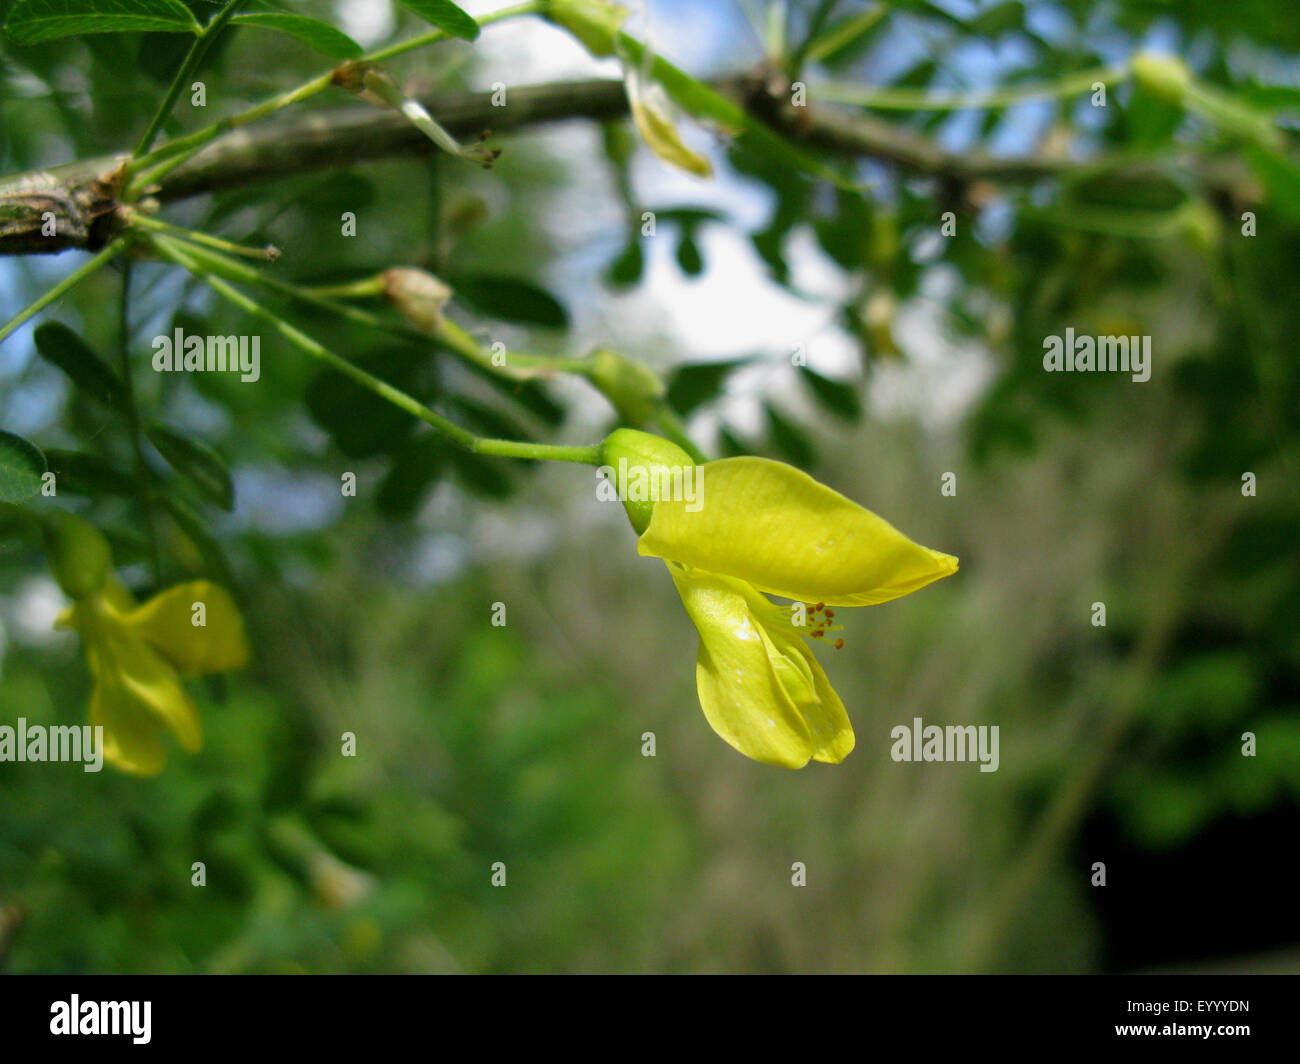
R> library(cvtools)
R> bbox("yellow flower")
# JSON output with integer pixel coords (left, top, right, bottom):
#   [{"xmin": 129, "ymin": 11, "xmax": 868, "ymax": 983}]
[
  {"xmin": 43, "ymin": 515, "xmax": 250, "ymax": 775},
  {"xmin": 55, "ymin": 577, "xmax": 249, "ymax": 775},
  {"xmin": 602, "ymin": 430, "xmax": 957, "ymax": 769}
]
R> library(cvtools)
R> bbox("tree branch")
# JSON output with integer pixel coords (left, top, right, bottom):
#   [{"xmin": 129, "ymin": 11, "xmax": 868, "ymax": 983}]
[
  {"xmin": 0, "ymin": 76, "xmax": 1254, "ymax": 257},
  {"xmin": 156, "ymin": 77, "xmax": 632, "ymax": 202}
]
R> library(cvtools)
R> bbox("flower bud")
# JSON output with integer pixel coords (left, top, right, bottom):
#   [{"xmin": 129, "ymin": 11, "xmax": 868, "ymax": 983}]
[
  {"xmin": 584, "ymin": 349, "xmax": 665, "ymax": 426},
  {"xmin": 330, "ymin": 60, "xmax": 378, "ymax": 97},
  {"xmin": 1131, "ymin": 52, "xmax": 1191, "ymax": 107},
  {"xmin": 545, "ymin": 0, "xmax": 629, "ymax": 57},
  {"xmin": 383, "ymin": 268, "xmax": 453, "ymax": 333},
  {"xmin": 625, "ymin": 69, "xmax": 713, "ymax": 178},
  {"xmin": 42, "ymin": 512, "xmax": 112, "ymax": 599},
  {"xmin": 598, "ymin": 428, "xmax": 695, "ymax": 534}
]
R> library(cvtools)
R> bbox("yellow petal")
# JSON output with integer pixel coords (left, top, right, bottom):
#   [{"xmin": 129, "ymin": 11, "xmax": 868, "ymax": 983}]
[
  {"xmin": 123, "ymin": 581, "xmax": 250, "ymax": 677},
  {"xmin": 78, "ymin": 610, "xmax": 202, "ymax": 775},
  {"xmin": 87, "ymin": 678, "xmax": 171, "ymax": 776},
  {"xmin": 668, "ymin": 562, "xmax": 828, "ymax": 768},
  {"xmin": 766, "ymin": 626, "xmax": 855, "ymax": 764},
  {"xmin": 627, "ymin": 73, "xmax": 713, "ymax": 178},
  {"xmin": 640, "ymin": 456, "xmax": 957, "ymax": 607},
  {"xmin": 720, "ymin": 575, "xmax": 855, "ymax": 763}
]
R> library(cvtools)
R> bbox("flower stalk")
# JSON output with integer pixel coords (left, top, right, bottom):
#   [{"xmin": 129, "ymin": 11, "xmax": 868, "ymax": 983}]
[{"xmin": 149, "ymin": 233, "xmax": 601, "ymax": 466}]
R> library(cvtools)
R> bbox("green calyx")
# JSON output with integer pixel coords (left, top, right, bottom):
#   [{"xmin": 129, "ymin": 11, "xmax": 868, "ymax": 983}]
[
  {"xmin": 598, "ymin": 428, "xmax": 695, "ymax": 534},
  {"xmin": 1131, "ymin": 52, "xmax": 1191, "ymax": 106},
  {"xmin": 43, "ymin": 512, "xmax": 112, "ymax": 599}
]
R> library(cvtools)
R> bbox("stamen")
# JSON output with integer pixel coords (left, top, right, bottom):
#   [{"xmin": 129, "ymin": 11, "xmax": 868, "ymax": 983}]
[{"xmin": 834, "ymin": 639, "xmax": 844, "ymax": 650}]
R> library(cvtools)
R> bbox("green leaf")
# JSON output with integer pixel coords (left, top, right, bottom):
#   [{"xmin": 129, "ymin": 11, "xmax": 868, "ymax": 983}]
[
  {"xmin": 1245, "ymin": 145, "xmax": 1300, "ymax": 225},
  {"xmin": 136, "ymin": 25, "xmax": 198, "ymax": 82},
  {"xmin": 969, "ymin": 0, "xmax": 1024, "ymax": 36},
  {"xmin": 395, "ymin": 0, "xmax": 479, "ymax": 41},
  {"xmin": 605, "ymin": 240, "xmax": 644, "ymax": 288},
  {"xmin": 471, "ymin": 367, "xmax": 566, "ymax": 427},
  {"xmin": 448, "ymin": 396, "xmax": 535, "ymax": 449},
  {"xmin": 1239, "ymin": 82, "xmax": 1300, "ymax": 115},
  {"xmin": 717, "ymin": 425, "xmax": 750, "ymax": 457},
  {"xmin": 3, "ymin": 0, "xmax": 200, "ymax": 43},
  {"xmin": 230, "ymin": 13, "xmax": 362, "ymax": 59},
  {"xmin": 161, "ymin": 494, "xmax": 233, "ymax": 584},
  {"xmin": 0, "ymin": 503, "xmax": 31, "ymax": 541},
  {"xmin": 44, "ymin": 449, "xmax": 136, "ymax": 497},
  {"xmin": 146, "ymin": 423, "xmax": 235, "ymax": 511},
  {"xmin": 447, "ymin": 446, "xmax": 512, "ymax": 498},
  {"xmin": 812, "ymin": 189, "xmax": 873, "ymax": 269},
  {"xmin": 764, "ymin": 403, "xmax": 816, "ymax": 467},
  {"xmin": 447, "ymin": 274, "xmax": 569, "ymax": 329},
  {"xmin": 33, "ymin": 322, "xmax": 125, "ymax": 410},
  {"xmin": 799, "ymin": 366, "xmax": 862, "ymax": 421},
  {"xmin": 377, "ymin": 435, "xmax": 446, "ymax": 519},
  {"xmin": 805, "ymin": 8, "xmax": 887, "ymax": 67},
  {"xmin": 655, "ymin": 207, "xmax": 726, "ymax": 227},
  {"xmin": 675, "ymin": 233, "xmax": 704, "ymax": 276},
  {"xmin": 665, "ymin": 357, "xmax": 750, "ymax": 416},
  {"xmin": 305, "ymin": 349, "xmax": 434, "ymax": 459},
  {"xmin": 0, "ymin": 429, "xmax": 46, "ymax": 502}
]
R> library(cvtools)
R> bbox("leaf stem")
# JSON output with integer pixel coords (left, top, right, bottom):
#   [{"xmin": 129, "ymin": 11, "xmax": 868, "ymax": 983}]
[
  {"xmin": 803, "ymin": 6, "xmax": 885, "ymax": 66},
  {"xmin": 134, "ymin": 225, "xmax": 580, "ymax": 380},
  {"xmin": 366, "ymin": 0, "xmax": 544, "ymax": 63},
  {"xmin": 133, "ymin": 0, "xmax": 253, "ymax": 158},
  {"xmin": 149, "ymin": 234, "xmax": 601, "ymax": 465},
  {"xmin": 0, "ymin": 237, "xmax": 128, "ymax": 346},
  {"xmin": 117, "ymin": 261, "xmax": 163, "ymax": 582},
  {"xmin": 787, "ymin": 0, "xmax": 842, "ymax": 75},
  {"xmin": 126, "ymin": 73, "xmax": 336, "ymax": 195},
  {"xmin": 129, "ymin": 213, "xmax": 278, "ymax": 259},
  {"xmin": 138, "ymin": 224, "xmax": 706, "ymax": 458}
]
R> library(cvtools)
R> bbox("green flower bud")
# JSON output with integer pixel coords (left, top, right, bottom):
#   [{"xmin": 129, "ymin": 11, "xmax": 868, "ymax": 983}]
[
  {"xmin": 584, "ymin": 349, "xmax": 665, "ymax": 426},
  {"xmin": 42, "ymin": 513, "xmax": 112, "ymax": 599},
  {"xmin": 545, "ymin": 0, "xmax": 629, "ymax": 57},
  {"xmin": 1131, "ymin": 52, "xmax": 1191, "ymax": 107},
  {"xmin": 598, "ymin": 428, "xmax": 694, "ymax": 534}
]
